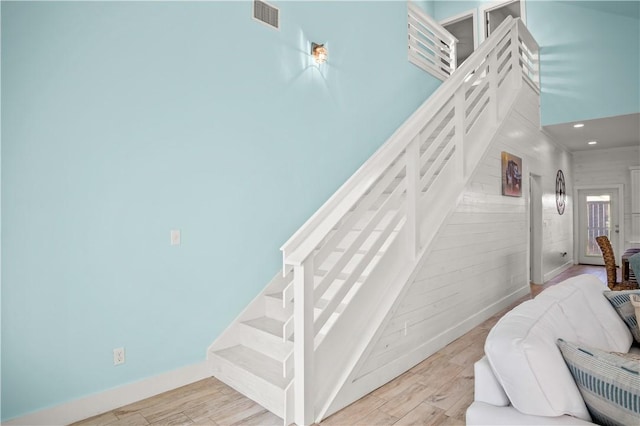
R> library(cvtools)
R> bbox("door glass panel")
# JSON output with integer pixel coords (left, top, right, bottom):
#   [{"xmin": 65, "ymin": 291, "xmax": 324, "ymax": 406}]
[{"xmin": 585, "ymin": 195, "xmax": 611, "ymax": 256}]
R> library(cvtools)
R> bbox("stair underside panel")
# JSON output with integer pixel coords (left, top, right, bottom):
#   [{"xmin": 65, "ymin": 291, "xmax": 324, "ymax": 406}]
[{"xmin": 319, "ymin": 80, "xmax": 534, "ymax": 421}]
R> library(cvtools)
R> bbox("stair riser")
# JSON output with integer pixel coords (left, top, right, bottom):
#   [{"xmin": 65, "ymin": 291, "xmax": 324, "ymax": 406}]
[
  {"xmin": 209, "ymin": 353, "xmax": 286, "ymax": 419},
  {"xmin": 237, "ymin": 322, "xmax": 293, "ymax": 362},
  {"xmin": 264, "ymin": 296, "xmax": 292, "ymax": 323}
]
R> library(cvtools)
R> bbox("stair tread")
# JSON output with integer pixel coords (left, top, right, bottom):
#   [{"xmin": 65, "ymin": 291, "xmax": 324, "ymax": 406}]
[
  {"xmin": 266, "ymin": 292, "xmax": 283, "ymax": 300},
  {"xmin": 266, "ymin": 292, "xmax": 343, "ymax": 313},
  {"xmin": 213, "ymin": 345, "xmax": 289, "ymax": 389},
  {"xmin": 242, "ymin": 317, "xmax": 284, "ymax": 338}
]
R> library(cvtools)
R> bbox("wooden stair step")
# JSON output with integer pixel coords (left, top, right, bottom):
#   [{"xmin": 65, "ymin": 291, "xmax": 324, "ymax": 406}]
[
  {"xmin": 242, "ymin": 316, "xmax": 284, "ymax": 339},
  {"xmin": 210, "ymin": 345, "xmax": 289, "ymax": 418},
  {"xmin": 264, "ymin": 293, "xmax": 292, "ymax": 323},
  {"xmin": 239, "ymin": 317, "xmax": 292, "ymax": 360},
  {"xmin": 214, "ymin": 345, "xmax": 288, "ymax": 389}
]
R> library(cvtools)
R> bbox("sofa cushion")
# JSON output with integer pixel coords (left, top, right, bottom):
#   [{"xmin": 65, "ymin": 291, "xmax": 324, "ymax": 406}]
[
  {"xmin": 632, "ymin": 294, "xmax": 640, "ymax": 338},
  {"xmin": 557, "ymin": 339, "xmax": 640, "ymax": 426},
  {"xmin": 485, "ymin": 274, "xmax": 632, "ymax": 420},
  {"xmin": 603, "ymin": 290, "xmax": 640, "ymax": 343}
]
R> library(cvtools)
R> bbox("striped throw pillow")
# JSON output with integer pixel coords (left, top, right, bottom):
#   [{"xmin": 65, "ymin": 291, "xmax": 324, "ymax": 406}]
[
  {"xmin": 631, "ymin": 295, "xmax": 640, "ymax": 338},
  {"xmin": 557, "ymin": 339, "xmax": 640, "ymax": 426},
  {"xmin": 603, "ymin": 290, "xmax": 640, "ymax": 343}
]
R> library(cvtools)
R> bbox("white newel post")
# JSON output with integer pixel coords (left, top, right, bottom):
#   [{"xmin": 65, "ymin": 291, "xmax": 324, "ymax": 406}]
[
  {"xmin": 449, "ymin": 40, "xmax": 457, "ymax": 75},
  {"xmin": 406, "ymin": 138, "xmax": 420, "ymax": 259},
  {"xmin": 533, "ymin": 46, "xmax": 541, "ymax": 89},
  {"xmin": 454, "ymin": 87, "xmax": 466, "ymax": 179},
  {"xmin": 294, "ymin": 258, "xmax": 315, "ymax": 426},
  {"xmin": 489, "ymin": 46, "xmax": 499, "ymax": 125},
  {"xmin": 511, "ymin": 26, "xmax": 522, "ymax": 90},
  {"xmin": 536, "ymin": 55, "xmax": 541, "ymax": 88}
]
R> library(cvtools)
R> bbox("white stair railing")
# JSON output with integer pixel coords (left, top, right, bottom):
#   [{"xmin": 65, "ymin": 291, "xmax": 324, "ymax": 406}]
[
  {"xmin": 407, "ymin": 2, "xmax": 458, "ymax": 80},
  {"xmin": 280, "ymin": 15, "xmax": 539, "ymax": 426}
]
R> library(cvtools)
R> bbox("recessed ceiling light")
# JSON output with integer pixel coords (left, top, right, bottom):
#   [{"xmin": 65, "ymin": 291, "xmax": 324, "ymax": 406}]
[
  {"xmin": 573, "ymin": 123, "xmax": 584, "ymax": 128},
  {"xmin": 588, "ymin": 141, "xmax": 597, "ymax": 145}
]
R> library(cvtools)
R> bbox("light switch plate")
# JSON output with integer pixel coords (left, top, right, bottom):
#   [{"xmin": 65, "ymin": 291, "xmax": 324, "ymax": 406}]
[{"xmin": 170, "ymin": 230, "xmax": 181, "ymax": 246}]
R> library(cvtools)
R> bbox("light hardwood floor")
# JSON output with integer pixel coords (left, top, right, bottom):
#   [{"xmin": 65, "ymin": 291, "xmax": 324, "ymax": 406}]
[{"xmin": 73, "ymin": 265, "xmax": 606, "ymax": 426}]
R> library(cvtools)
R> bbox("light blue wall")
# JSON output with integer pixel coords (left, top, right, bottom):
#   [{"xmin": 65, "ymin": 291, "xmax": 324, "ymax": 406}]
[
  {"xmin": 527, "ymin": 1, "xmax": 640, "ymax": 125},
  {"xmin": 0, "ymin": 1, "xmax": 440, "ymax": 420},
  {"xmin": 431, "ymin": 0, "xmax": 640, "ymax": 125},
  {"xmin": 432, "ymin": 0, "xmax": 482, "ymax": 20},
  {"xmin": 417, "ymin": 0, "xmax": 436, "ymax": 16}
]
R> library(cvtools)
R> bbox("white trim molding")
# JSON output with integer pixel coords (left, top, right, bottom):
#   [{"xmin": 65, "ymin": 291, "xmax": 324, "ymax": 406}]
[
  {"xmin": 439, "ymin": 7, "xmax": 479, "ymax": 50},
  {"xmin": 478, "ymin": 0, "xmax": 527, "ymax": 44},
  {"xmin": 543, "ymin": 260, "xmax": 574, "ymax": 282},
  {"xmin": 3, "ymin": 362, "xmax": 211, "ymax": 426}
]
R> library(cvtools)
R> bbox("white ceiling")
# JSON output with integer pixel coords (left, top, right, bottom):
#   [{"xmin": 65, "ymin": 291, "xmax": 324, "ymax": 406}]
[{"xmin": 542, "ymin": 113, "xmax": 640, "ymax": 152}]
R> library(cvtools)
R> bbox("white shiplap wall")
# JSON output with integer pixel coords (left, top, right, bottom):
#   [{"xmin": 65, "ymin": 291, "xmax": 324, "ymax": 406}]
[
  {"xmin": 572, "ymin": 146, "xmax": 640, "ymax": 250},
  {"xmin": 352, "ymin": 83, "xmax": 574, "ymax": 383}
]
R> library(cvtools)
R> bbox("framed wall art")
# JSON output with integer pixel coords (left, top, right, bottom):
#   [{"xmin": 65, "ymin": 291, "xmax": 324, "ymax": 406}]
[{"xmin": 501, "ymin": 151, "xmax": 522, "ymax": 197}]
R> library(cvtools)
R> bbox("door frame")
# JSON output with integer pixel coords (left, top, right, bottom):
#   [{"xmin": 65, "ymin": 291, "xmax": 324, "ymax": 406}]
[
  {"xmin": 573, "ymin": 184, "xmax": 625, "ymax": 265},
  {"xmin": 478, "ymin": 0, "xmax": 528, "ymax": 44},
  {"xmin": 440, "ymin": 8, "xmax": 479, "ymax": 52},
  {"xmin": 528, "ymin": 174, "xmax": 543, "ymax": 285}
]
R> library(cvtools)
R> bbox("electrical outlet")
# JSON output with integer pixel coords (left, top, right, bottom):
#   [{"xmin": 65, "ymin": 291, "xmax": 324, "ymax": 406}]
[{"xmin": 113, "ymin": 347, "xmax": 125, "ymax": 366}]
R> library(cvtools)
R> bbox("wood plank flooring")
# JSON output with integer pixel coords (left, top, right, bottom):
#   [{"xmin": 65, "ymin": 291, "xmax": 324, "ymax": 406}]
[{"xmin": 72, "ymin": 265, "xmax": 605, "ymax": 426}]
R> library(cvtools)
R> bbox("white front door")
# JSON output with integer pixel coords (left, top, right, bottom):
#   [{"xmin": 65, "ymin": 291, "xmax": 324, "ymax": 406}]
[{"xmin": 577, "ymin": 189, "xmax": 619, "ymax": 265}]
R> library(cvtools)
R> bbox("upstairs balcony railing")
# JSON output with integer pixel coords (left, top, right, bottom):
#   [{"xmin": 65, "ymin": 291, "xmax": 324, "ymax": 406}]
[{"xmin": 407, "ymin": 2, "xmax": 458, "ymax": 80}]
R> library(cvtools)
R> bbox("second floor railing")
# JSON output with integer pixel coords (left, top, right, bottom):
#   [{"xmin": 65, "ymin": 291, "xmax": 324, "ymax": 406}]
[{"xmin": 407, "ymin": 2, "xmax": 458, "ymax": 80}]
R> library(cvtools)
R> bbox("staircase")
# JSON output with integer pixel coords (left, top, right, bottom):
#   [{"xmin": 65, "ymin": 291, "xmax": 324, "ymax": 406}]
[{"xmin": 207, "ymin": 9, "xmax": 540, "ymax": 426}]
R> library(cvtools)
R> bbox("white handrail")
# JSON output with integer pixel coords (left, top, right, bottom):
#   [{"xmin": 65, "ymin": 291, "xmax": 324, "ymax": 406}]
[
  {"xmin": 516, "ymin": 19, "xmax": 540, "ymax": 88},
  {"xmin": 408, "ymin": 2, "xmax": 458, "ymax": 45},
  {"xmin": 517, "ymin": 19, "xmax": 539, "ymax": 54},
  {"xmin": 281, "ymin": 16, "xmax": 521, "ymax": 268}
]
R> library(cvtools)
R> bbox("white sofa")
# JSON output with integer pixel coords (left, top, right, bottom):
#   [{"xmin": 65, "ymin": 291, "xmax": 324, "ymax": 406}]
[{"xmin": 466, "ymin": 274, "xmax": 635, "ymax": 425}]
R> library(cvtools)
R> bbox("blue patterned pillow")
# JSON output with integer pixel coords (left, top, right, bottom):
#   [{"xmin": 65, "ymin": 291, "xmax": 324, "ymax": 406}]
[
  {"xmin": 557, "ymin": 339, "xmax": 640, "ymax": 426},
  {"xmin": 603, "ymin": 290, "xmax": 640, "ymax": 343}
]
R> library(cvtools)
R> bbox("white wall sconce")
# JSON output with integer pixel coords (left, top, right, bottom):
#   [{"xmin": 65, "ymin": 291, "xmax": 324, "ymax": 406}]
[{"xmin": 311, "ymin": 42, "xmax": 328, "ymax": 64}]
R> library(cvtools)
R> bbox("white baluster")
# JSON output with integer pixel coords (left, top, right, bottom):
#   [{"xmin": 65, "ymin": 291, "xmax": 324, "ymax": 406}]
[
  {"xmin": 533, "ymin": 46, "xmax": 541, "ymax": 89},
  {"xmin": 489, "ymin": 46, "xmax": 499, "ymax": 126},
  {"xmin": 450, "ymin": 39, "xmax": 457, "ymax": 74},
  {"xmin": 511, "ymin": 25, "xmax": 522, "ymax": 90},
  {"xmin": 406, "ymin": 139, "xmax": 420, "ymax": 259},
  {"xmin": 454, "ymin": 87, "xmax": 466, "ymax": 179},
  {"xmin": 294, "ymin": 257, "xmax": 314, "ymax": 426}
]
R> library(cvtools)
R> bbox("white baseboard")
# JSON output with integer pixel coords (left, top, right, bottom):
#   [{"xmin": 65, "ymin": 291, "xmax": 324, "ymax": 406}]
[
  {"xmin": 543, "ymin": 260, "xmax": 573, "ymax": 282},
  {"xmin": 4, "ymin": 361, "xmax": 211, "ymax": 426}
]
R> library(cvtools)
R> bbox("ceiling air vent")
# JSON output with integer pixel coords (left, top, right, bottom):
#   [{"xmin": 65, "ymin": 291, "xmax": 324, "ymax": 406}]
[{"xmin": 253, "ymin": 0, "xmax": 279, "ymax": 30}]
